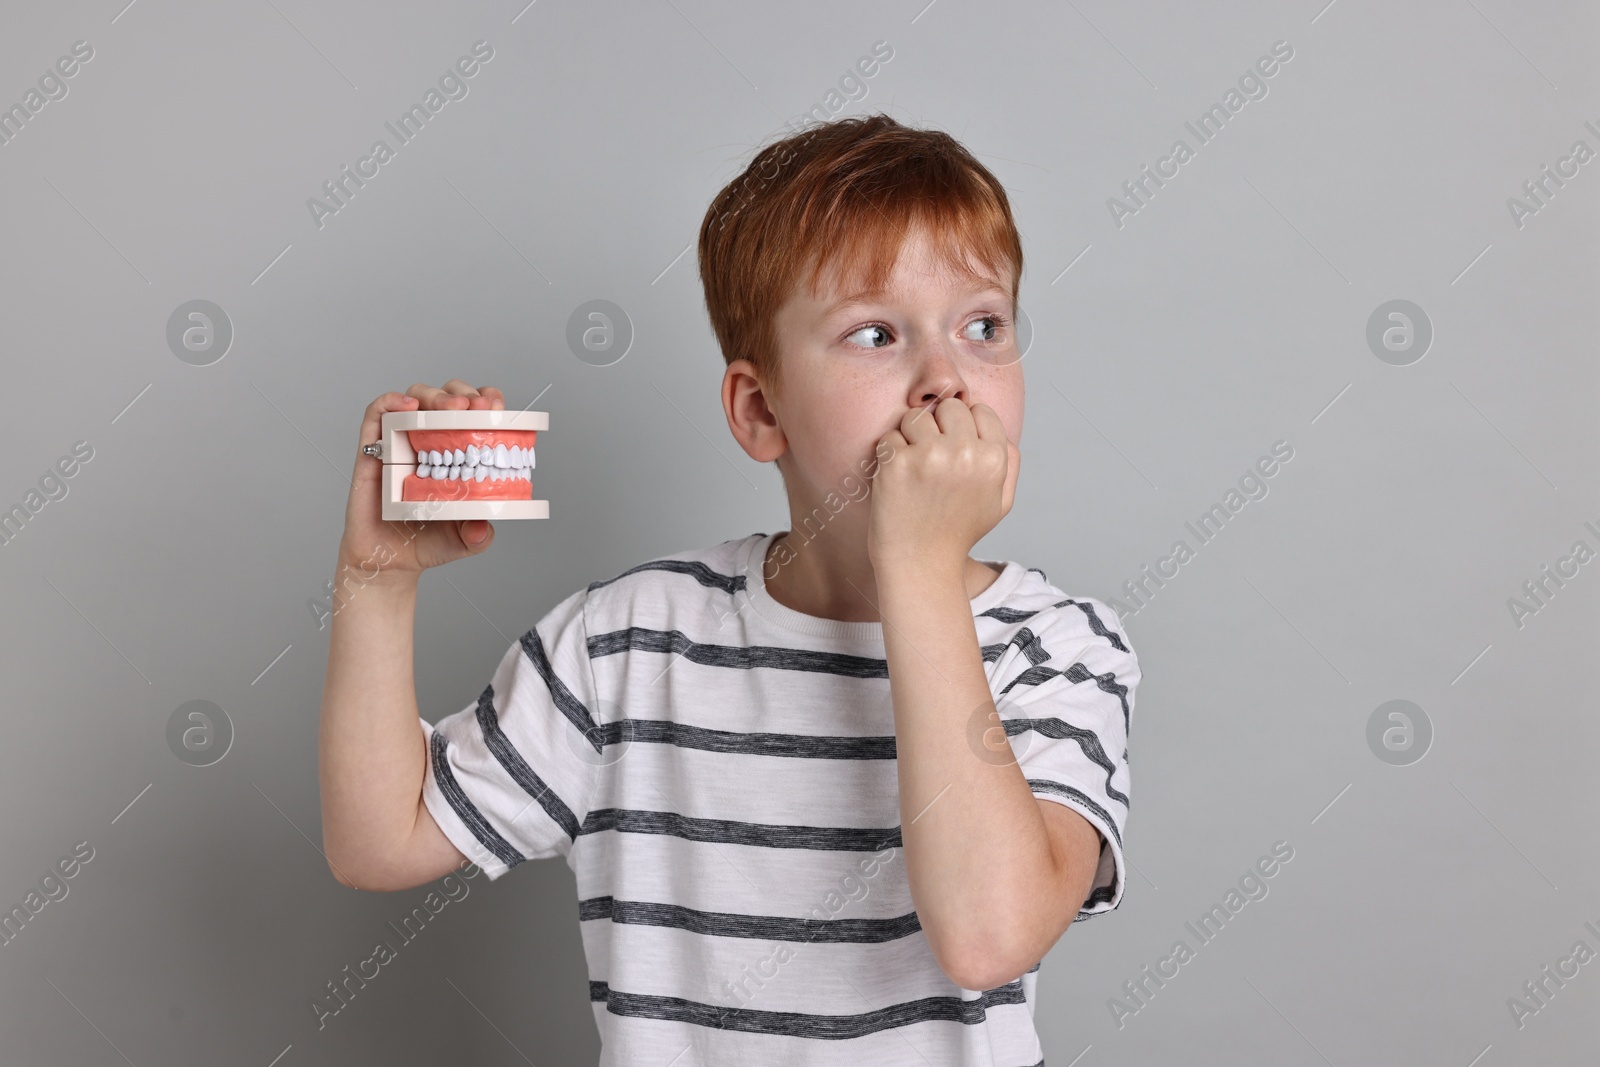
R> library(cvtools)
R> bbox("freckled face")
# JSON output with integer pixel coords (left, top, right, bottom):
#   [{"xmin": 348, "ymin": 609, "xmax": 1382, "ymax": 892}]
[{"xmin": 767, "ymin": 225, "xmax": 1025, "ymax": 503}]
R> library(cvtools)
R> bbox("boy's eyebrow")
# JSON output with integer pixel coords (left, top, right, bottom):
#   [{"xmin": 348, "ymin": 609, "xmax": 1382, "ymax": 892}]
[
  {"xmin": 820, "ymin": 280, "xmax": 1011, "ymax": 319},
  {"xmin": 821, "ymin": 289, "xmax": 891, "ymax": 317}
]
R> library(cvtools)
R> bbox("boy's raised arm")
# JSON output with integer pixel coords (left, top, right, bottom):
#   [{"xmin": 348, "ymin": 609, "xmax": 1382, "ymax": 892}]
[{"xmin": 317, "ymin": 383, "xmax": 505, "ymax": 892}]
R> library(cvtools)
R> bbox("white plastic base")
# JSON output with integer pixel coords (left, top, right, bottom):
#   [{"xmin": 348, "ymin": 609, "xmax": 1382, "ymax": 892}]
[
  {"xmin": 381, "ymin": 498, "xmax": 550, "ymax": 522},
  {"xmin": 377, "ymin": 408, "xmax": 550, "ymax": 522}
]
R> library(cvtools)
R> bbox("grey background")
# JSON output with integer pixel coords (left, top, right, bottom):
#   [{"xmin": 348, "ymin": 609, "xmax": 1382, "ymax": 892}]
[{"xmin": 1, "ymin": 0, "xmax": 1595, "ymax": 1064}]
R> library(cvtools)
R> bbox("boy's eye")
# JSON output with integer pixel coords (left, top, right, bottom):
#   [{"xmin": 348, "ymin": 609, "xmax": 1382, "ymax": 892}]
[
  {"xmin": 843, "ymin": 316, "xmax": 1011, "ymax": 350},
  {"xmin": 845, "ymin": 324, "xmax": 892, "ymax": 348},
  {"xmin": 963, "ymin": 315, "xmax": 1005, "ymax": 343}
]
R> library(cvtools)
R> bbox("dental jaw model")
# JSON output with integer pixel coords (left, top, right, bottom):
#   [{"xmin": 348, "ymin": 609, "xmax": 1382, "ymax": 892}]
[{"xmin": 374, "ymin": 409, "xmax": 549, "ymax": 521}]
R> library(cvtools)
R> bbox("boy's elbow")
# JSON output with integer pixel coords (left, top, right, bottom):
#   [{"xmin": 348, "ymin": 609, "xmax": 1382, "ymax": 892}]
[
  {"xmin": 932, "ymin": 934, "xmax": 1028, "ymax": 992},
  {"xmin": 328, "ymin": 856, "xmax": 361, "ymax": 889},
  {"xmin": 324, "ymin": 848, "xmax": 394, "ymax": 892},
  {"xmin": 939, "ymin": 951, "xmax": 1023, "ymax": 993},
  {"xmin": 326, "ymin": 850, "xmax": 367, "ymax": 890},
  {"xmin": 930, "ymin": 918, "xmax": 1049, "ymax": 991}
]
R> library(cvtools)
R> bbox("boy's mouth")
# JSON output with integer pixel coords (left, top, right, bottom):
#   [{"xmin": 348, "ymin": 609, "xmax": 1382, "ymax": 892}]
[{"xmin": 400, "ymin": 429, "xmax": 536, "ymax": 501}]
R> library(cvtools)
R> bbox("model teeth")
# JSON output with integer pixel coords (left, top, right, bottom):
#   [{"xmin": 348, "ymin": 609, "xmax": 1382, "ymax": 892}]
[{"xmin": 414, "ymin": 443, "xmax": 534, "ymax": 480}]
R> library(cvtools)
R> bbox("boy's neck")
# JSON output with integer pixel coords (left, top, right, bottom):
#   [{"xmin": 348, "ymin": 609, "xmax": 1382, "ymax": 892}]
[{"xmin": 762, "ymin": 530, "xmax": 1004, "ymax": 624}]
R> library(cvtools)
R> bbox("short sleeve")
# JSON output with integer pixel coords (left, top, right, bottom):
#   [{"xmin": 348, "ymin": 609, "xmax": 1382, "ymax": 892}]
[
  {"xmin": 986, "ymin": 596, "xmax": 1139, "ymax": 921},
  {"xmin": 419, "ymin": 585, "xmax": 601, "ymax": 881}
]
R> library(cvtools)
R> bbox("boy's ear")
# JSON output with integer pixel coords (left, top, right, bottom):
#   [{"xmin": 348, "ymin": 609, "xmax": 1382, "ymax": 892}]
[{"xmin": 722, "ymin": 359, "xmax": 787, "ymax": 463}]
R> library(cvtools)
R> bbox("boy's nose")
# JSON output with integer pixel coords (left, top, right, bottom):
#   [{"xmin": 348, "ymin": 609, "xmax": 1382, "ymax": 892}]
[{"xmin": 909, "ymin": 347, "xmax": 969, "ymax": 409}]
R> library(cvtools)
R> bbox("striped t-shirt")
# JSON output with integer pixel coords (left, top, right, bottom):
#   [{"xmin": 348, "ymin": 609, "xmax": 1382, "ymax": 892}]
[{"xmin": 419, "ymin": 530, "xmax": 1139, "ymax": 1066}]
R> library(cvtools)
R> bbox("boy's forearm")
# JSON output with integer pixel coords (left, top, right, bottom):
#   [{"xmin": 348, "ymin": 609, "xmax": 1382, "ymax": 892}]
[
  {"xmin": 318, "ymin": 560, "xmax": 425, "ymax": 888},
  {"xmin": 877, "ymin": 559, "xmax": 1068, "ymax": 989}
]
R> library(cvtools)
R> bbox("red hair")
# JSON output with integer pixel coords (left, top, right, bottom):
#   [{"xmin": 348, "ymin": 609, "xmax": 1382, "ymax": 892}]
[{"xmin": 697, "ymin": 113, "xmax": 1024, "ymax": 403}]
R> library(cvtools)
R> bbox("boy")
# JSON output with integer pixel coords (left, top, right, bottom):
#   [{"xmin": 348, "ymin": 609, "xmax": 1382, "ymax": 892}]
[{"xmin": 320, "ymin": 113, "xmax": 1139, "ymax": 1066}]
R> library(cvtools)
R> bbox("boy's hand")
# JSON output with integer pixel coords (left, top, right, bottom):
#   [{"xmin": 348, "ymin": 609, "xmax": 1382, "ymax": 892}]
[
  {"xmin": 867, "ymin": 397, "xmax": 1020, "ymax": 572},
  {"xmin": 336, "ymin": 380, "xmax": 506, "ymax": 580}
]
